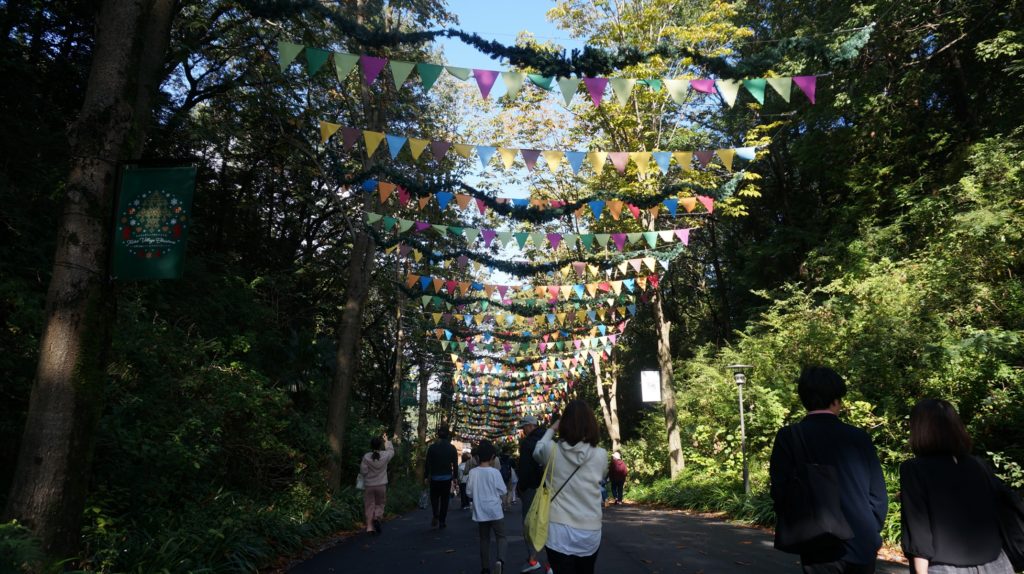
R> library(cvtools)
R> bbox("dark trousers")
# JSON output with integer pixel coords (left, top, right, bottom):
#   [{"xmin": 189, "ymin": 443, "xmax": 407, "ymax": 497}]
[
  {"xmin": 459, "ymin": 481, "xmax": 470, "ymax": 508},
  {"xmin": 610, "ymin": 480, "xmax": 625, "ymax": 502},
  {"xmin": 429, "ymin": 479, "xmax": 451, "ymax": 524},
  {"xmin": 546, "ymin": 547, "xmax": 599, "ymax": 574},
  {"xmin": 801, "ymin": 560, "xmax": 875, "ymax": 574}
]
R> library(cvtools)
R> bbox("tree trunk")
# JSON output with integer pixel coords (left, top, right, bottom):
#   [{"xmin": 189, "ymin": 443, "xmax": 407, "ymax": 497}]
[
  {"xmin": 3, "ymin": 0, "xmax": 175, "ymax": 559},
  {"xmin": 595, "ymin": 357, "xmax": 621, "ymax": 453},
  {"xmin": 390, "ymin": 262, "xmax": 407, "ymax": 440},
  {"xmin": 326, "ymin": 224, "xmax": 377, "ymax": 494},
  {"xmin": 417, "ymin": 354, "xmax": 429, "ymax": 446},
  {"xmin": 606, "ymin": 361, "xmax": 622, "ymax": 453},
  {"xmin": 651, "ymin": 293, "xmax": 684, "ymax": 477}
]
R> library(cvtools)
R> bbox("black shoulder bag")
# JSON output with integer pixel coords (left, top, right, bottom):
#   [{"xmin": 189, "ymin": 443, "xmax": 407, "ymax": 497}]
[
  {"xmin": 985, "ymin": 462, "xmax": 1024, "ymax": 570},
  {"xmin": 774, "ymin": 423, "xmax": 854, "ymax": 554}
]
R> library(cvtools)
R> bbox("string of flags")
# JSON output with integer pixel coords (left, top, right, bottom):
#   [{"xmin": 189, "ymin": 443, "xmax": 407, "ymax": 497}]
[
  {"xmin": 280, "ymin": 41, "xmax": 818, "ymax": 108},
  {"xmin": 322, "ymin": 123, "xmax": 754, "ymax": 173}
]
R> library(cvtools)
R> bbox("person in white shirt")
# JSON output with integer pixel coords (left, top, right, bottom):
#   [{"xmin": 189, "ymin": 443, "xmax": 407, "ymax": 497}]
[
  {"xmin": 466, "ymin": 440, "xmax": 508, "ymax": 574},
  {"xmin": 459, "ymin": 450, "xmax": 472, "ymax": 509},
  {"xmin": 533, "ymin": 400, "xmax": 608, "ymax": 574}
]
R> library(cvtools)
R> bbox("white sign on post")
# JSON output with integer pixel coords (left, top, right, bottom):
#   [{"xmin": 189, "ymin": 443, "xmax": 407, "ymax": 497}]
[{"xmin": 641, "ymin": 370, "xmax": 661, "ymax": 402}]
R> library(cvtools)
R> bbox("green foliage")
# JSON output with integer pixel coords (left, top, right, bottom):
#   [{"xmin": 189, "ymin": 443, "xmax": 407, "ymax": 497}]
[{"xmin": 0, "ymin": 521, "xmax": 48, "ymax": 574}]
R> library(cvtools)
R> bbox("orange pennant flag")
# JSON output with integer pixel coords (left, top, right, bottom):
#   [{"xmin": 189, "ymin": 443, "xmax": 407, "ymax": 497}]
[
  {"xmin": 681, "ymin": 196, "xmax": 697, "ymax": 213},
  {"xmin": 607, "ymin": 200, "xmax": 624, "ymax": 220},
  {"xmin": 379, "ymin": 181, "xmax": 396, "ymax": 203},
  {"xmin": 455, "ymin": 193, "xmax": 472, "ymax": 209},
  {"xmin": 418, "ymin": 196, "xmax": 431, "ymax": 210}
]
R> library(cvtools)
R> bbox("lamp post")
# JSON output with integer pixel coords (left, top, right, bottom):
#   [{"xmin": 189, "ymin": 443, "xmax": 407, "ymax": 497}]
[{"xmin": 726, "ymin": 364, "xmax": 753, "ymax": 496}]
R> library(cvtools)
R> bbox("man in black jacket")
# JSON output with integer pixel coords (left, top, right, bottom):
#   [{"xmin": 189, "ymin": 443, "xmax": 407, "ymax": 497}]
[
  {"xmin": 516, "ymin": 415, "xmax": 548, "ymax": 573},
  {"xmin": 424, "ymin": 427, "xmax": 458, "ymax": 529},
  {"xmin": 769, "ymin": 366, "xmax": 888, "ymax": 574}
]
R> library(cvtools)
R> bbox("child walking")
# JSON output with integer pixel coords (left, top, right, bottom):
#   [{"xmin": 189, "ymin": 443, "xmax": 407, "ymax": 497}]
[{"xmin": 466, "ymin": 440, "xmax": 507, "ymax": 574}]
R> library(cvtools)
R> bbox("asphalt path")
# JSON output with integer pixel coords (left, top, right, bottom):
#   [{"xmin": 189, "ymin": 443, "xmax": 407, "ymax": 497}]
[{"xmin": 288, "ymin": 499, "xmax": 905, "ymax": 574}]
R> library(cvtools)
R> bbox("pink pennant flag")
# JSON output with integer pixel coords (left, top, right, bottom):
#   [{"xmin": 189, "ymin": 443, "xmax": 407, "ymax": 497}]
[
  {"xmin": 397, "ymin": 186, "xmax": 410, "ymax": 206},
  {"xmin": 473, "ymin": 69, "xmax": 500, "ymax": 99},
  {"xmin": 675, "ymin": 228, "xmax": 690, "ymax": 246},
  {"xmin": 609, "ymin": 152, "xmax": 629, "ymax": 174},
  {"xmin": 521, "ymin": 149, "xmax": 541, "ymax": 171},
  {"xmin": 611, "ymin": 233, "xmax": 627, "ymax": 251},
  {"xmin": 475, "ymin": 198, "xmax": 487, "ymax": 215},
  {"xmin": 694, "ymin": 150, "xmax": 715, "ymax": 167},
  {"xmin": 430, "ymin": 140, "xmax": 451, "ymax": 160},
  {"xmin": 341, "ymin": 127, "xmax": 361, "ymax": 150},
  {"xmin": 649, "ymin": 275, "xmax": 659, "ymax": 289},
  {"xmin": 792, "ymin": 76, "xmax": 816, "ymax": 104},
  {"xmin": 697, "ymin": 195, "xmax": 715, "ymax": 213},
  {"xmin": 610, "ymin": 334, "xmax": 618, "ymax": 344},
  {"xmin": 550, "ymin": 200, "xmax": 565, "ymax": 209},
  {"xmin": 573, "ymin": 262, "xmax": 586, "ymax": 277},
  {"xmin": 583, "ymin": 77, "xmax": 609, "ymax": 106},
  {"xmin": 627, "ymin": 204, "xmax": 640, "ymax": 219},
  {"xmin": 359, "ymin": 55, "xmax": 388, "ymax": 86},
  {"xmin": 619, "ymin": 322, "xmax": 627, "ymax": 333},
  {"xmin": 539, "ymin": 342, "xmax": 548, "ymax": 352},
  {"xmin": 547, "ymin": 233, "xmax": 562, "ymax": 249},
  {"xmin": 690, "ymin": 79, "xmax": 716, "ymax": 94},
  {"xmin": 481, "ymin": 229, "xmax": 497, "ymax": 247},
  {"xmin": 574, "ymin": 339, "xmax": 582, "ymax": 349},
  {"xmin": 446, "ymin": 280, "xmax": 457, "ymax": 293},
  {"xmin": 548, "ymin": 286, "xmax": 559, "ymax": 299},
  {"xmin": 497, "ymin": 285, "xmax": 508, "ymax": 298}
]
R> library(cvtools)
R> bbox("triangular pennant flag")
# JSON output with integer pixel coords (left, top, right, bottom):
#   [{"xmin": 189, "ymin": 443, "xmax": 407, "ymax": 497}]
[
  {"xmin": 766, "ymin": 77, "xmax": 791, "ymax": 102},
  {"xmin": 366, "ymin": 212, "xmax": 383, "ymax": 224},
  {"xmin": 408, "ymin": 138, "xmax": 429, "ymax": 160},
  {"xmin": 277, "ymin": 41, "xmax": 304, "ymax": 71},
  {"xmin": 542, "ymin": 150, "xmax": 564, "ymax": 172},
  {"xmin": 464, "ymin": 228, "xmax": 479, "ymax": 244},
  {"xmin": 565, "ymin": 151, "xmax": 585, "ymax": 174},
  {"xmin": 385, "ymin": 135, "xmax": 406, "ymax": 159},
  {"xmin": 630, "ymin": 152, "xmax": 652, "ymax": 177},
  {"xmin": 452, "ymin": 143, "xmax": 474, "ymax": 159},
  {"xmin": 642, "ymin": 231, "xmax": 658, "ymax": 248},
  {"xmin": 664, "ymin": 79, "xmax": 690, "ymax": 104},
  {"xmin": 694, "ymin": 150, "xmax": 715, "ymax": 167},
  {"xmin": 673, "ymin": 151, "xmax": 693, "ymax": 170},
  {"xmin": 681, "ymin": 197, "xmax": 697, "ymax": 213},
  {"xmin": 675, "ymin": 228, "xmax": 690, "ymax": 246},
  {"xmin": 531, "ymin": 232, "xmax": 546, "ymax": 248},
  {"xmin": 514, "ymin": 232, "xmax": 529, "ymax": 249},
  {"xmin": 589, "ymin": 200, "xmax": 605, "ymax": 220},
  {"xmin": 498, "ymin": 148, "xmax": 518, "ymax": 169},
  {"xmin": 736, "ymin": 147, "xmax": 756, "ymax": 161},
  {"xmin": 481, "ymin": 229, "xmax": 497, "ymax": 247},
  {"xmin": 697, "ymin": 195, "xmax": 714, "ymax": 213},
  {"xmin": 363, "ymin": 131, "xmax": 385, "ymax": 157},
  {"xmin": 417, "ymin": 199, "xmax": 430, "ymax": 212},
  {"xmin": 583, "ymin": 77, "xmax": 609, "ymax": 106},
  {"xmin": 627, "ymin": 203, "xmax": 641, "ymax": 220},
  {"xmin": 663, "ymin": 198, "xmax": 679, "ymax": 216},
  {"xmin": 399, "ymin": 219, "xmax": 414, "ymax": 232},
  {"xmin": 319, "ymin": 121, "xmax": 341, "ymax": 144},
  {"xmin": 659, "ymin": 230, "xmax": 675, "ymax": 243},
  {"xmin": 378, "ymin": 182, "xmax": 396, "ymax": 203},
  {"xmin": 527, "ymin": 74, "xmax": 554, "ymax": 90},
  {"xmin": 430, "ymin": 140, "xmax": 451, "ymax": 160},
  {"xmin": 359, "ymin": 55, "xmax": 388, "ymax": 86},
  {"xmin": 446, "ymin": 66, "xmax": 471, "ymax": 81},
  {"xmin": 341, "ymin": 127, "xmax": 361, "ymax": 150},
  {"xmin": 477, "ymin": 146, "xmax": 497, "ymax": 168},
  {"xmin": 389, "ymin": 61, "xmax": 416, "ymax": 89},
  {"xmin": 333, "ymin": 52, "xmax": 359, "ymax": 82},
  {"xmin": 587, "ymin": 151, "xmax": 607, "ymax": 175},
  {"xmin": 743, "ymin": 78, "xmax": 767, "ymax": 104},
  {"xmin": 580, "ymin": 234, "xmax": 595, "ymax": 249},
  {"xmin": 497, "ymin": 231, "xmax": 513, "ymax": 247},
  {"xmin": 521, "ymin": 149, "xmax": 541, "ymax": 171},
  {"xmin": 609, "ymin": 152, "xmax": 629, "ymax": 174},
  {"xmin": 305, "ymin": 47, "xmax": 330, "ymax": 76},
  {"xmin": 595, "ymin": 234, "xmax": 610, "ymax": 247},
  {"xmin": 547, "ymin": 233, "xmax": 563, "ymax": 250},
  {"xmin": 652, "ymin": 151, "xmax": 671, "ymax": 175},
  {"xmin": 609, "ymin": 78, "xmax": 635, "ymax": 106},
  {"xmin": 611, "ymin": 234, "xmax": 627, "ymax": 251},
  {"xmin": 626, "ymin": 232, "xmax": 643, "ymax": 246},
  {"xmin": 557, "ymin": 77, "xmax": 580, "ymax": 106},
  {"xmin": 715, "ymin": 79, "xmax": 742, "ymax": 107},
  {"xmin": 690, "ymin": 79, "xmax": 716, "ymax": 94},
  {"xmin": 417, "ymin": 63, "xmax": 443, "ymax": 91},
  {"xmin": 502, "ymin": 72, "xmax": 526, "ymax": 98},
  {"xmin": 793, "ymin": 75, "xmax": 816, "ymax": 104},
  {"xmin": 716, "ymin": 149, "xmax": 736, "ymax": 171},
  {"xmin": 473, "ymin": 69, "xmax": 499, "ymax": 99},
  {"xmin": 435, "ymin": 192, "xmax": 453, "ymax": 210}
]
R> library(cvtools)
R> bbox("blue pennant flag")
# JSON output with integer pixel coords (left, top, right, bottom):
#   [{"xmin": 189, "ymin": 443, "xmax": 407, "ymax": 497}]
[
  {"xmin": 663, "ymin": 198, "xmax": 679, "ymax": 217},
  {"xmin": 589, "ymin": 200, "xmax": 605, "ymax": 220},
  {"xmin": 627, "ymin": 304, "xmax": 637, "ymax": 316},
  {"xmin": 512, "ymin": 198, "xmax": 530, "ymax": 208},
  {"xmin": 653, "ymin": 152, "xmax": 672, "ymax": 174},
  {"xmin": 362, "ymin": 179, "xmax": 378, "ymax": 192},
  {"xmin": 598, "ymin": 325, "xmax": 607, "ymax": 335},
  {"xmin": 435, "ymin": 191, "xmax": 454, "ymax": 210},
  {"xmin": 565, "ymin": 151, "xmax": 586, "ymax": 174},
  {"xmin": 444, "ymin": 329, "xmax": 452, "ymax": 340},
  {"xmin": 623, "ymin": 279, "xmax": 636, "ymax": 292},
  {"xmin": 385, "ymin": 135, "xmax": 406, "ymax": 159},
  {"xmin": 471, "ymin": 282, "xmax": 483, "ymax": 291},
  {"xmin": 477, "ymin": 146, "xmax": 497, "ymax": 168},
  {"xmin": 464, "ymin": 315, "xmax": 473, "ymax": 326},
  {"xmin": 587, "ymin": 310, "xmax": 597, "ymax": 321},
  {"xmin": 419, "ymin": 276, "xmax": 431, "ymax": 290},
  {"xmin": 573, "ymin": 285, "xmax": 585, "ymax": 298}
]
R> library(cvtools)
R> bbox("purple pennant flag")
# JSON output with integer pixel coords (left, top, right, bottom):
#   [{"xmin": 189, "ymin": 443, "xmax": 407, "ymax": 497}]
[
  {"xmin": 473, "ymin": 69, "xmax": 500, "ymax": 99},
  {"xmin": 398, "ymin": 243, "xmax": 411, "ymax": 256},
  {"xmin": 609, "ymin": 152, "xmax": 629, "ymax": 174},
  {"xmin": 611, "ymin": 233, "xmax": 627, "ymax": 251},
  {"xmin": 481, "ymin": 228, "xmax": 497, "ymax": 247},
  {"xmin": 792, "ymin": 76, "xmax": 816, "ymax": 104},
  {"xmin": 690, "ymin": 79, "xmax": 716, "ymax": 94},
  {"xmin": 430, "ymin": 140, "xmax": 451, "ymax": 160},
  {"xmin": 583, "ymin": 77, "xmax": 609, "ymax": 106},
  {"xmin": 341, "ymin": 127, "xmax": 361, "ymax": 150},
  {"xmin": 414, "ymin": 221, "xmax": 431, "ymax": 233},
  {"xmin": 497, "ymin": 285, "xmax": 508, "ymax": 298},
  {"xmin": 521, "ymin": 149, "xmax": 541, "ymax": 171},
  {"xmin": 547, "ymin": 233, "xmax": 562, "ymax": 249},
  {"xmin": 457, "ymin": 255, "xmax": 469, "ymax": 268},
  {"xmin": 573, "ymin": 262, "xmax": 586, "ymax": 277},
  {"xmin": 359, "ymin": 55, "xmax": 388, "ymax": 86},
  {"xmin": 694, "ymin": 150, "xmax": 715, "ymax": 167}
]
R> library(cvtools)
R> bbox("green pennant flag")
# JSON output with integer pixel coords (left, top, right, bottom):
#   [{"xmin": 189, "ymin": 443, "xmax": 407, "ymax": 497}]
[
  {"xmin": 333, "ymin": 52, "xmax": 359, "ymax": 82},
  {"xmin": 446, "ymin": 66, "xmax": 471, "ymax": 80},
  {"xmin": 382, "ymin": 216, "xmax": 397, "ymax": 231},
  {"xmin": 562, "ymin": 233, "xmax": 577, "ymax": 248},
  {"xmin": 643, "ymin": 78, "xmax": 663, "ymax": 92},
  {"xmin": 743, "ymin": 78, "xmax": 767, "ymax": 104},
  {"xmin": 642, "ymin": 231, "xmax": 658, "ymax": 248},
  {"xmin": 557, "ymin": 77, "xmax": 580, "ymax": 106},
  {"xmin": 367, "ymin": 212, "xmax": 383, "ymax": 224},
  {"xmin": 399, "ymin": 218, "xmax": 414, "ymax": 232},
  {"xmin": 390, "ymin": 60, "xmax": 416, "ymax": 89},
  {"xmin": 627, "ymin": 232, "xmax": 642, "ymax": 245},
  {"xmin": 580, "ymin": 234, "xmax": 595, "ymax": 249},
  {"xmin": 497, "ymin": 231, "xmax": 513, "ymax": 246},
  {"xmin": 305, "ymin": 47, "xmax": 330, "ymax": 76},
  {"xmin": 527, "ymin": 74, "xmax": 554, "ymax": 91},
  {"xmin": 664, "ymin": 79, "xmax": 690, "ymax": 104},
  {"xmin": 417, "ymin": 63, "xmax": 444, "ymax": 91},
  {"xmin": 767, "ymin": 77, "xmax": 792, "ymax": 102},
  {"xmin": 480, "ymin": 300, "xmax": 489, "ymax": 311},
  {"xmin": 514, "ymin": 232, "xmax": 529, "ymax": 249},
  {"xmin": 278, "ymin": 41, "xmax": 303, "ymax": 71},
  {"xmin": 530, "ymin": 232, "xmax": 546, "ymax": 248},
  {"xmin": 502, "ymin": 72, "xmax": 526, "ymax": 98},
  {"xmin": 595, "ymin": 233, "xmax": 610, "ymax": 247},
  {"xmin": 464, "ymin": 228, "xmax": 479, "ymax": 244},
  {"xmin": 421, "ymin": 295, "xmax": 432, "ymax": 307},
  {"xmin": 609, "ymin": 78, "xmax": 635, "ymax": 106},
  {"xmin": 448, "ymin": 226, "xmax": 464, "ymax": 237},
  {"xmin": 432, "ymin": 224, "xmax": 448, "ymax": 235}
]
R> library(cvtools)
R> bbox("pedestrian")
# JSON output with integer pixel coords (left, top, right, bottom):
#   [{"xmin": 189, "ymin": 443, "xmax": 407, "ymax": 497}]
[
  {"xmin": 499, "ymin": 451, "xmax": 514, "ymax": 511},
  {"xmin": 516, "ymin": 414, "xmax": 551, "ymax": 573},
  {"xmin": 533, "ymin": 400, "xmax": 608, "ymax": 574},
  {"xmin": 459, "ymin": 450, "xmax": 473, "ymax": 510},
  {"xmin": 769, "ymin": 366, "xmax": 888, "ymax": 573},
  {"xmin": 424, "ymin": 427, "xmax": 459, "ymax": 529},
  {"xmin": 509, "ymin": 465, "xmax": 519, "ymax": 505},
  {"xmin": 360, "ymin": 434, "xmax": 394, "ymax": 535},
  {"xmin": 900, "ymin": 398, "xmax": 1015, "ymax": 573},
  {"xmin": 467, "ymin": 440, "xmax": 508, "ymax": 574},
  {"xmin": 608, "ymin": 451, "xmax": 628, "ymax": 504}
]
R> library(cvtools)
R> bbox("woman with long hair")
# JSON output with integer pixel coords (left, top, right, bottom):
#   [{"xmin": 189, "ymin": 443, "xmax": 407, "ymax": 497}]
[
  {"xmin": 360, "ymin": 434, "xmax": 394, "ymax": 535},
  {"xmin": 533, "ymin": 400, "xmax": 608, "ymax": 574},
  {"xmin": 901, "ymin": 398, "xmax": 1014, "ymax": 573}
]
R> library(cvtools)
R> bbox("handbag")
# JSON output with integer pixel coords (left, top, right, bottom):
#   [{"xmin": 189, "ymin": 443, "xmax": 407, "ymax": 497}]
[
  {"xmin": 774, "ymin": 424, "xmax": 854, "ymax": 554},
  {"xmin": 987, "ymin": 466, "xmax": 1024, "ymax": 570},
  {"xmin": 355, "ymin": 472, "xmax": 365, "ymax": 490},
  {"xmin": 524, "ymin": 446, "xmax": 589, "ymax": 553}
]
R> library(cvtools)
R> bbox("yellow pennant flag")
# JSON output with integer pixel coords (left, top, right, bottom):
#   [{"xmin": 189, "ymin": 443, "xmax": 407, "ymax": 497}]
[
  {"xmin": 498, "ymin": 147, "xmax": 518, "ymax": 169},
  {"xmin": 598, "ymin": 308, "xmax": 607, "ymax": 320},
  {"xmin": 630, "ymin": 152, "xmax": 652, "ymax": 177},
  {"xmin": 320, "ymin": 121, "xmax": 341, "ymax": 143},
  {"xmin": 716, "ymin": 148, "xmax": 736, "ymax": 171},
  {"xmin": 617, "ymin": 261, "xmax": 629, "ymax": 275},
  {"xmin": 610, "ymin": 281, "xmax": 623, "ymax": 295},
  {"xmin": 560, "ymin": 285, "xmax": 573, "ymax": 300},
  {"xmin": 557, "ymin": 313, "xmax": 567, "ymax": 325},
  {"xmin": 363, "ymin": 130, "xmax": 385, "ymax": 157},
  {"xmin": 408, "ymin": 138, "xmax": 429, "ymax": 160},
  {"xmin": 673, "ymin": 152, "xmax": 694, "ymax": 171},
  {"xmin": 643, "ymin": 257, "xmax": 657, "ymax": 272},
  {"xmin": 587, "ymin": 151, "xmax": 608, "ymax": 175},
  {"xmin": 542, "ymin": 150, "xmax": 564, "ymax": 172},
  {"xmin": 453, "ymin": 143, "xmax": 475, "ymax": 158},
  {"xmin": 637, "ymin": 276, "xmax": 648, "ymax": 290},
  {"xmin": 586, "ymin": 283, "xmax": 598, "ymax": 297},
  {"xmin": 715, "ymin": 79, "xmax": 743, "ymax": 107},
  {"xmin": 413, "ymin": 250, "xmax": 423, "ymax": 262},
  {"xmin": 432, "ymin": 313, "xmax": 442, "ymax": 325}
]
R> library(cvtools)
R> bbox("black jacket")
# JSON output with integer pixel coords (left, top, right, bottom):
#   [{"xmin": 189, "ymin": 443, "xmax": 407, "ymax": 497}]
[
  {"xmin": 517, "ymin": 427, "xmax": 546, "ymax": 491},
  {"xmin": 769, "ymin": 413, "xmax": 888, "ymax": 565},
  {"xmin": 424, "ymin": 440, "xmax": 458, "ymax": 480}
]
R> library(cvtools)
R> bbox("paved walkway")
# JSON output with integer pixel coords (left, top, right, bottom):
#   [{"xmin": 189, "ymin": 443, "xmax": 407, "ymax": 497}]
[{"xmin": 288, "ymin": 500, "xmax": 905, "ymax": 574}]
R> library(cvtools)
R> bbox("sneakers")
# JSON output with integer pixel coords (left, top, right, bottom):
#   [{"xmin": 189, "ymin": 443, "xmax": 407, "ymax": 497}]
[
  {"xmin": 495, "ymin": 560, "xmax": 503, "ymax": 574},
  {"xmin": 520, "ymin": 560, "xmax": 542, "ymax": 573}
]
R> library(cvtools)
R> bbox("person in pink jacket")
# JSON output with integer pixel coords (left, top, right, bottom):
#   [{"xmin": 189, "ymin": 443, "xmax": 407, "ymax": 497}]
[{"xmin": 360, "ymin": 434, "xmax": 395, "ymax": 535}]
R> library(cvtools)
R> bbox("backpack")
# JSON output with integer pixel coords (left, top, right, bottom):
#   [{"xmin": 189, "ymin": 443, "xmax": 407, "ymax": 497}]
[
  {"xmin": 989, "ymin": 469, "xmax": 1024, "ymax": 570},
  {"xmin": 500, "ymin": 456, "xmax": 512, "ymax": 483}
]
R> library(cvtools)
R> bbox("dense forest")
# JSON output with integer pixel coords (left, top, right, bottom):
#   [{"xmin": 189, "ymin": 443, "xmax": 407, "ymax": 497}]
[{"xmin": 1, "ymin": 0, "xmax": 1022, "ymax": 572}]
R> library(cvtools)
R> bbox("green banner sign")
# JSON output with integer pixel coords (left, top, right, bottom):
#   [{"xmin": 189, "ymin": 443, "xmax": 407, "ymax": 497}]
[{"xmin": 112, "ymin": 165, "xmax": 196, "ymax": 280}]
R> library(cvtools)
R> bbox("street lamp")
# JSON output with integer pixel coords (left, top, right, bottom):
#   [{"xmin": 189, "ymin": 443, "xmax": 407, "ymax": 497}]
[{"xmin": 726, "ymin": 364, "xmax": 753, "ymax": 496}]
